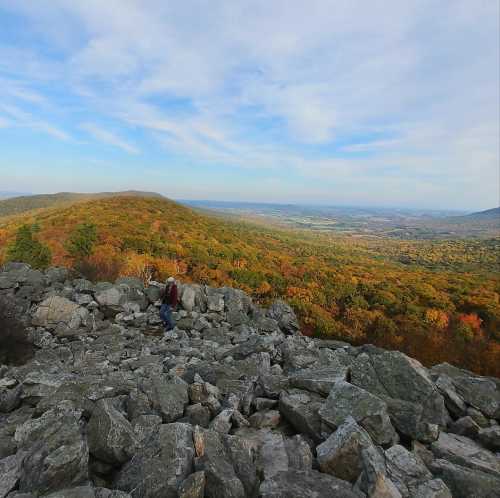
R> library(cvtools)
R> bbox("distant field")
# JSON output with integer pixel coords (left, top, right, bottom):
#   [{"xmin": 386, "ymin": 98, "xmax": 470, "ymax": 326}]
[{"xmin": 182, "ymin": 200, "xmax": 499, "ymax": 239}]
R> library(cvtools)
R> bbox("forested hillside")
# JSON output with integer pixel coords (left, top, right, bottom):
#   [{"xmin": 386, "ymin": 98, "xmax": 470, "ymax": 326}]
[
  {"xmin": 0, "ymin": 191, "xmax": 163, "ymax": 218},
  {"xmin": 0, "ymin": 195, "xmax": 498, "ymax": 375}
]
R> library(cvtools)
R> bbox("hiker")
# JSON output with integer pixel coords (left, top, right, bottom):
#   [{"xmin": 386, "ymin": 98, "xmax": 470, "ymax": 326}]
[{"xmin": 160, "ymin": 277, "xmax": 178, "ymax": 332}]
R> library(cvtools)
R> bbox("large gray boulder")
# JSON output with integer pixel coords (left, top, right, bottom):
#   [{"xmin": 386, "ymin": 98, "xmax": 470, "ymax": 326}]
[
  {"xmin": 478, "ymin": 426, "xmax": 500, "ymax": 451},
  {"xmin": 279, "ymin": 388, "xmax": 325, "ymax": 442},
  {"xmin": 316, "ymin": 416, "xmax": 374, "ymax": 482},
  {"xmin": 430, "ymin": 458, "xmax": 500, "ymax": 498},
  {"xmin": 432, "ymin": 363, "xmax": 500, "ymax": 420},
  {"xmin": 149, "ymin": 376, "xmax": 189, "ymax": 423},
  {"xmin": 0, "ymin": 455, "xmax": 20, "ymax": 498},
  {"xmin": 95, "ymin": 283, "xmax": 148, "ymax": 316},
  {"xmin": 14, "ymin": 402, "xmax": 89, "ymax": 495},
  {"xmin": 289, "ymin": 365, "xmax": 349, "ymax": 396},
  {"xmin": 88, "ymin": 398, "xmax": 140, "ymax": 464},
  {"xmin": 192, "ymin": 428, "xmax": 247, "ymax": 498},
  {"xmin": 354, "ymin": 445, "xmax": 402, "ymax": 498},
  {"xmin": 115, "ymin": 423, "xmax": 194, "ymax": 498},
  {"xmin": 384, "ymin": 444, "xmax": 433, "ymax": 496},
  {"xmin": 318, "ymin": 380, "xmax": 397, "ymax": 446},
  {"xmin": 351, "ymin": 351, "xmax": 448, "ymax": 428},
  {"xmin": 32, "ymin": 296, "xmax": 89, "ymax": 330},
  {"xmin": 430, "ymin": 432, "xmax": 500, "ymax": 477},
  {"xmin": 259, "ymin": 470, "xmax": 361, "ymax": 498},
  {"xmin": 266, "ymin": 300, "xmax": 300, "ymax": 335},
  {"xmin": 180, "ymin": 286, "xmax": 197, "ymax": 312},
  {"xmin": 256, "ymin": 432, "xmax": 289, "ymax": 480},
  {"xmin": 412, "ymin": 479, "xmax": 452, "ymax": 498}
]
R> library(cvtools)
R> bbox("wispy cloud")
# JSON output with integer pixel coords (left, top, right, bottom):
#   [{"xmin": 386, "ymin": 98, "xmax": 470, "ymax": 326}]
[
  {"xmin": 0, "ymin": 102, "xmax": 71, "ymax": 141},
  {"xmin": 80, "ymin": 122, "xmax": 140, "ymax": 154},
  {"xmin": 0, "ymin": 0, "xmax": 498, "ymax": 209}
]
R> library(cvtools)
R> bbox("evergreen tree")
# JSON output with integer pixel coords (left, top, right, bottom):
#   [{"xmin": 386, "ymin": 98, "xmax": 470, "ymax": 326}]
[
  {"xmin": 6, "ymin": 224, "xmax": 51, "ymax": 269},
  {"xmin": 66, "ymin": 223, "xmax": 98, "ymax": 260}
]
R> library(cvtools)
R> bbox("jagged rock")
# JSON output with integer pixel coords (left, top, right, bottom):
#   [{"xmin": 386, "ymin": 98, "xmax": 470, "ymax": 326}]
[
  {"xmin": 43, "ymin": 487, "xmax": 131, "ymax": 498},
  {"xmin": 2, "ymin": 267, "xmax": 500, "ymax": 498},
  {"xmin": 412, "ymin": 479, "xmax": 452, "ymax": 498},
  {"xmin": 132, "ymin": 414, "xmax": 162, "ymax": 443},
  {"xmin": 209, "ymin": 408, "xmax": 233, "ymax": 433},
  {"xmin": 318, "ymin": 380, "xmax": 397, "ymax": 446},
  {"xmin": 456, "ymin": 377, "xmax": 500, "ymax": 420},
  {"xmin": 385, "ymin": 397, "xmax": 439, "ymax": 443},
  {"xmin": 435, "ymin": 375, "xmax": 467, "ymax": 418},
  {"xmin": 259, "ymin": 470, "xmax": 361, "ymax": 498},
  {"xmin": 266, "ymin": 300, "xmax": 300, "ymax": 335},
  {"xmin": 284, "ymin": 435, "xmax": 313, "ymax": 470},
  {"xmin": 88, "ymin": 398, "xmax": 140, "ymax": 464},
  {"xmin": 256, "ymin": 432, "xmax": 289, "ymax": 480},
  {"xmin": 249, "ymin": 410, "xmax": 281, "ymax": 429},
  {"xmin": 32, "ymin": 295, "xmax": 89, "ymax": 330},
  {"xmin": 0, "ymin": 384, "xmax": 22, "ymax": 413},
  {"xmin": 73, "ymin": 278, "xmax": 95, "ymax": 294},
  {"xmin": 192, "ymin": 428, "xmax": 246, "ymax": 498},
  {"xmin": 289, "ymin": 365, "xmax": 349, "ymax": 396},
  {"xmin": 45, "ymin": 267, "xmax": 69, "ymax": 285},
  {"xmin": 279, "ymin": 388, "xmax": 324, "ymax": 442},
  {"xmin": 316, "ymin": 416, "xmax": 374, "ymax": 482},
  {"xmin": 432, "ymin": 363, "xmax": 500, "ymax": 420},
  {"xmin": 180, "ymin": 286, "xmax": 196, "ymax": 312},
  {"xmin": 115, "ymin": 423, "xmax": 194, "ymax": 498},
  {"xmin": 430, "ymin": 432, "xmax": 500, "ymax": 477},
  {"xmin": 184, "ymin": 403, "xmax": 211, "ymax": 427},
  {"xmin": 448, "ymin": 416, "xmax": 481, "ymax": 439},
  {"xmin": 0, "ymin": 455, "xmax": 20, "ymax": 498},
  {"xmin": 384, "ymin": 444, "xmax": 433, "ymax": 496},
  {"xmin": 352, "ymin": 352, "xmax": 448, "ymax": 429},
  {"xmin": 149, "ymin": 375, "xmax": 189, "ymax": 423},
  {"xmin": 95, "ymin": 283, "xmax": 147, "ymax": 316},
  {"xmin": 430, "ymin": 458, "xmax": 500, "ymax": 498},
  {"xmin": 478, "ymin": 425, "xmax": 500, "ymax": 451},
  {"xmin": 354, "ymin": 445, "xmax": 402, "ymax": 498},
  {"xmin": 179, "ymin": 471, "xmax": 205, "ymax": 498},
  {"xmin": 467, "ymin": 406, "xmax": 491, "ymax": 427},
  {"xmin": 257, "ymin": 374, "xmax": 289, "ymax": 399},
  {"xmin": 207, "ymin": 293, "xmax": 224, "ymax": 312},
  {"xmin": 14, "ymin": 402, "xmax": 89, "ymax": 495}
]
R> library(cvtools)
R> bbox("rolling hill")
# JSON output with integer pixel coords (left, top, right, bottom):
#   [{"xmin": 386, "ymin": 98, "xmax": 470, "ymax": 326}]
[
  {"xmin": 458, "ymin": 207, "xmax": 500, "ymax": 222},
  {"xmin": 0, "ymin": 194, "xmax": 499, "ymax": 375},
  {"xmin": 0, "ymin": 190, "xmax": 164, "ymax": 218}
]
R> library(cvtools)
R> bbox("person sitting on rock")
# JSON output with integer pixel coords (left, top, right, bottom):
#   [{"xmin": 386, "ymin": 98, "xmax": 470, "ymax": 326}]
[{"xmin": 160, "ymin": 277, "xmax": 178, "ymax": 332}]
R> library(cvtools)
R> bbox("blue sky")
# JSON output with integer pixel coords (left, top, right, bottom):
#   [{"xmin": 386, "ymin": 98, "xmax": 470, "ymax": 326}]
[{"xmin": 0, "ymin": 1, "xmax": 498, "ymax": 210}]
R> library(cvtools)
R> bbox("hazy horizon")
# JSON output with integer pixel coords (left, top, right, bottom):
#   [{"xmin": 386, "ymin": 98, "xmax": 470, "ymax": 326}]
[{"xmin": 1, "ymin": 1, "xmax": 499, "ymax": 211}]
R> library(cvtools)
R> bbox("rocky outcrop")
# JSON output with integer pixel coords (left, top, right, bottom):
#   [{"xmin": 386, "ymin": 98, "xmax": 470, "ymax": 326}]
[{"xmin": 0, "ymin": 263, "xmax": 499, "ymax": 497}]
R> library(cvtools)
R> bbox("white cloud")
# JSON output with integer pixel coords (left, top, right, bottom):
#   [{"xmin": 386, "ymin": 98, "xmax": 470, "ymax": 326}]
[
  {"xmin": 0, "ymin": 0, "xmax": 498, "ymax": 208},
  {"xmin": 80, "ymin": 122, "xmax": 140, "ymax": 154},
  {"xmin": 0, "ymin": 102, "xmax": 71, "ymax": 141}
]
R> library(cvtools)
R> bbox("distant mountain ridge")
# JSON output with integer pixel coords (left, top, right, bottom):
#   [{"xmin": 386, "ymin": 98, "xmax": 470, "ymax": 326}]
[
  {"xmin": 461, "ymin": 207, "xmax": 500, "ymax": 220},
  {"xmin": 0, "ymin": 190, "xmax": 164, "ymax": 218}
]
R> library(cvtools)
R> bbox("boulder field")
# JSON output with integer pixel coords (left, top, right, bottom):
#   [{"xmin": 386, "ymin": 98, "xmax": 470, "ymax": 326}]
[{"xmin": 0, "ymin": 262, "xmax": 499, "ymax": 498}]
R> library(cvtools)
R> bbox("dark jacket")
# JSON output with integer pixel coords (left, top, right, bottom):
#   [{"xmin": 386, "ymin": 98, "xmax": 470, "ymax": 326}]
[{"xmin": 162, "ymin": 284, "xmax": 178, "ymax": 307}]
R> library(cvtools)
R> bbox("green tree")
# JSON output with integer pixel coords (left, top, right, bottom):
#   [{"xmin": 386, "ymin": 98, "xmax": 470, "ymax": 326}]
[
  {"xmin": 66, "ymin": 223, "xmax": 98, "ymax": 260},
  {"xmin": 6, "ymin": 224, "xmax": 51, "ymax": 269}
]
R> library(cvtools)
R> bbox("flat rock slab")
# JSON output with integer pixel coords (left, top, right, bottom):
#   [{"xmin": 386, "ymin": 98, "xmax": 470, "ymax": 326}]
[{"xmin": 430, "ymin": 432, "xmax": 500, "ymax": 477}]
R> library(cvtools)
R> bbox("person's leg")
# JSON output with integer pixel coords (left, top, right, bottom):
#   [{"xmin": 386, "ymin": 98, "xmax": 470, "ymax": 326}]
[
  {"xmin": 165, "ymin": 305, "xmax": 175, "ymax": 331},
  {"xmin": 159, "ymin": 304, "xmax": 168, "ymax": 329}
]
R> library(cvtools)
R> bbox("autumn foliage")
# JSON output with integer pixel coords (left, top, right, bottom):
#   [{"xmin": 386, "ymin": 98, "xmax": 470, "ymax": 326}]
[{"xmin": 0, "ymin": 195, "xmax": 499, "ymax": 376}]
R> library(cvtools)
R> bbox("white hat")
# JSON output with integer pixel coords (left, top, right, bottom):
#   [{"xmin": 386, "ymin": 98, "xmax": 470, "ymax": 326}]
[{"xmin": 167, "ymin": 277, "xmax": 175, "ymax": 283}]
